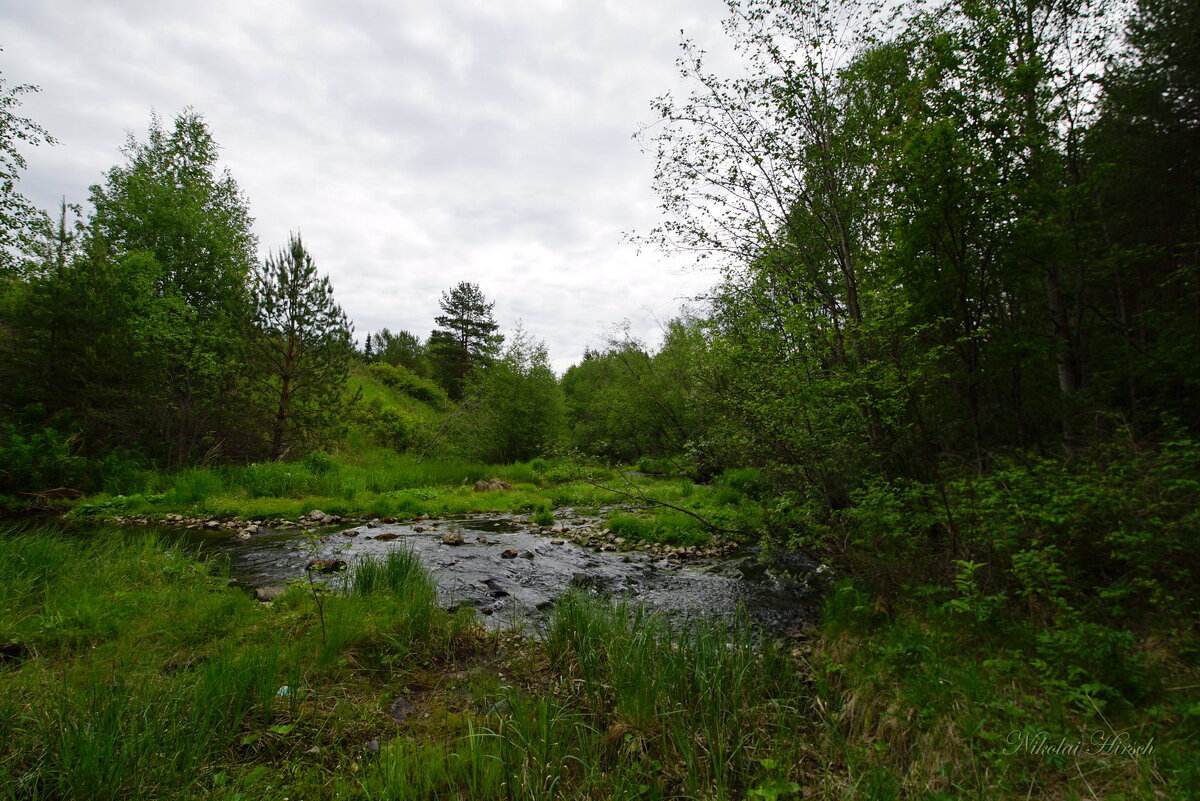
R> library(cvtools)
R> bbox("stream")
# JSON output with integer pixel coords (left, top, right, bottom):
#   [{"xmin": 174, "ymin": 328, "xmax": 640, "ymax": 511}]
[{"xmin": 173, "ymin": 511, "xmax": 823, "ymax": 634}]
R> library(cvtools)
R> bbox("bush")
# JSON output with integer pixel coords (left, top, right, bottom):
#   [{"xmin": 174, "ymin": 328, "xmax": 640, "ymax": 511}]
[
  {"xmin": 367, "ymin": 362, "xmax": 449, "ymax": 409},
  {"xmin": 532, "ymin": 502, "xmax": 555, "ymax": 527},
  {"xmin": 0, "ymin": 419, "xmax": 85, "ymax": 494}
]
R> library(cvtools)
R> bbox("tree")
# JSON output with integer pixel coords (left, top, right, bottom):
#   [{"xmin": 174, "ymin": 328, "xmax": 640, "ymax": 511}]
[
  {"xmin": 0, "ymin": 59, "xmax": 55, "ymax": 277},
  {"xmin": 459, "ymin": 324, "xmax": 563, "ymax": 462},
  {"xmin": 370, "ymin": 327, "xmax": 428, "ymax": 374},
  {"xmin": 83, "ymin": 109, "xmax": 258, "ymax": 463},
  {"xmin": 428, "ymin": 281, "xmax": 502, "ymax": 398},
  {"xmin": 251, "ymin": 234, "xmax": 353, "ymax": 460},
  {"xmin": 1, "ymin": 110, "xmax": 260, "ymax": 463}
]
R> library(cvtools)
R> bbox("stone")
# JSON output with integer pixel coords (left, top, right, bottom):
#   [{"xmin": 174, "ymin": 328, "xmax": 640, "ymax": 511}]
[
  {"xmin": 414, "ymin": 526, "xmax": 427, "ymax": 532},
  {"xmin": 307, "ymin": 509, "xmax": 328, "ymax": 522},
  {"xmin": 476, "ymin": 535, "xmax": 488, "ymax": 543},
  {"xmin": 234, "ymin": 531, "xmax": 252, "ymax": 541},
  {"xmin": 473, "ymin": 480, "xmax": 491, "ymax": 492},
  {"xmin": 341, "ymin": 529, "xmax": 359, "ymax": 537},
  {"xmin": 387, "ymin": 696, "xmax": 415, "ymax": 722},
  {"xmin": 441, "ymin": 530, "xmax": 464, "ymax": 545},
  {"xmin": 519, "ymin": 550, "xmax": 534, "ymax": 559},
  {"xmin": 481, "ymin": 578, "xmax": 508, "ymax": 598},
  {"xmin": 255, "ymin": 586, "xmax": 287, "ymax": 602},
  {"xmin": 373, "ymin": 533, "xmax": 399, "ymax": 541},
  {"xmin": 500, "ymin": 549, "xmax": 519, "ymax": 559},
  {"xmin": 550, "ymin": 539, "xmax": 565, "ymax": 545},
  {"xmin": 305, "ymin": 559, "xmax": 347, "ymax": 574}
]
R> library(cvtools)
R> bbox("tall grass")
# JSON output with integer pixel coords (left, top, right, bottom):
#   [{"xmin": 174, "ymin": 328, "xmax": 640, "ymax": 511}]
[
  {"xmin": 360, "ymin": 593, "xmax": 811, "ymax": 800},
  {"xmin": 0, "ymin": 526, "xmax": 305, "ymax": 800}
]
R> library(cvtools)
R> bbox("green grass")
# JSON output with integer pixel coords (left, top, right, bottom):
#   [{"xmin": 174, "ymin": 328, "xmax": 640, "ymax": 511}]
[{"xmin": 1, "ymin": 522, "xmax": 1193, "ymax": 799}]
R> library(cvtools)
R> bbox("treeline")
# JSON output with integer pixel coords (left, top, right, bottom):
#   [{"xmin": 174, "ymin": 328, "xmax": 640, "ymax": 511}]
[
  {"xmin": 0, "ymin": 94, "xmax": 568, "ymax": 491},
  {"xmin": 0, "ymin": 109, "xmax": 358, "ymax": 489},
  {"xmin": 566, "ymin": 0, "xmax": 1198, "ymax": 498}
]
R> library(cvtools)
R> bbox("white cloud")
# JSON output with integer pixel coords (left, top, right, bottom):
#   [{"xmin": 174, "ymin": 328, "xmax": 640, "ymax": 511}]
[{"xmin": 4, "ymin": 0, "xmax": 738, "ymax": 371}]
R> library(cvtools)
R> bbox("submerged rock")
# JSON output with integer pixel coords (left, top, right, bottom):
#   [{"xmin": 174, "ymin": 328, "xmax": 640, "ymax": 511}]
[{"xmin": 305, "ymin": 559, "xmax": 347, "ymax": 574}]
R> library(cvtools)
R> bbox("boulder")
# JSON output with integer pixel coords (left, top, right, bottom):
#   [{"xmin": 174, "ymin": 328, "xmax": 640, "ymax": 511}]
[
  {"xmin": 441, "ymin": 530, "xmax": 465, "ymax": 545},
  {"xmin": 473, "ymin": 478, "xmax": 515, "ymax": 492},
  {"xmin": 500, "ymin": 548, "xmax": 519, "ymax": 559}
]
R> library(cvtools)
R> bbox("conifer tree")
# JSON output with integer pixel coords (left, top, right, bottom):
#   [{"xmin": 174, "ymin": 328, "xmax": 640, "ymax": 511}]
[
  {"xmin": 251, "ymin": 234, "xmax": 352, "ymax": 459},
  {"xmin": 428, "ymin": 281, "xmax": 502, "ymax": 399}
]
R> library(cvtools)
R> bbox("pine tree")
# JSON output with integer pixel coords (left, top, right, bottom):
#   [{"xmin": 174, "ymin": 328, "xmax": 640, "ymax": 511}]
[
  {"xmin": 251, "ymin": 234, "xmax": 353, "ymax": 459},
  {"xmin": 428, "ymin": 282, "xmax": 502, "ymax": 399}
]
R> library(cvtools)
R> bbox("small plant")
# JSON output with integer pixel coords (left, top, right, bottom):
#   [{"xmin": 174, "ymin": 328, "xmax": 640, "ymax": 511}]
[
  {"xmin": 748, "ymin": 759, "xmax": 800, "ymax": 800},
  {"xmin": 299, "ymin": 527, "xmax": 347, "ymax": 646},
  {"xmin": 532, "ymin": 503, "xmax": 555, "ymax": 527}
]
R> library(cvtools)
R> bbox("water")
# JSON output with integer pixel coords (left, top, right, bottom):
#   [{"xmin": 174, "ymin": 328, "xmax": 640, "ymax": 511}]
[{"xmin": 170, "ymin": 513, "xmax": 821, "ymax": 634}]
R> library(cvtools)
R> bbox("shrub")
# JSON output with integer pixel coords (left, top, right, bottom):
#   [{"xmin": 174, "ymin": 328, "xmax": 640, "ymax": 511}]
[
  {"xmin": 0, "ymin": 419, "xmax": 85, "ymax": 494},
  {"xmin": 532, "ymin": 502, "xmax": 555, "ymax": 527},
  {"xmin": 367, "ymin": 362, "xmax": 449, "ymax": 409}
]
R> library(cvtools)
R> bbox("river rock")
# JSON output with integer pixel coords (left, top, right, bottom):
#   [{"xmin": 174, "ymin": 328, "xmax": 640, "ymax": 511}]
[
  {"xmin": 519, "ymin": 550, "xmax": 534, "ymax": 559},
  {"xmin": 373, "ymin": 533, "xmax": 399, "ymax": 541},
  {"xmin": 500, "ymin": 548, "xmax": 519, "ymax": 559},
  {"xmin": 341, "ymin": 529, "xmax": 359, "ymax": 537},
  {"xmin": 473, "ymin": 478, "xmax": 514, "ymax": 492},
  {"xmin": 441, "ymin": 530, "xmax": 465, "ymax": 545},
  {"xmin": 255, "ymin": 586, "xmax": 287, "ymax": 602},
  {"xmin": 305, "ymin": 559, "xmax": 347, "ymax": 574}
]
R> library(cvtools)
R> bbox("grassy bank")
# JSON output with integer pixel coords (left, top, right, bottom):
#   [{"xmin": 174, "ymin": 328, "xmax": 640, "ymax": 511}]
[
  {"xmin": 2, "ymin": 524, "xmax": 1193, "ymax": 799},
  {"xmin": 59, "ymin": 454, "xmax": 763, "ymax": 549}
]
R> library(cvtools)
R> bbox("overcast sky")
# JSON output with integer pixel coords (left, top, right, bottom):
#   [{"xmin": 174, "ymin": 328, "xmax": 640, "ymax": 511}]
[{"xmin": 3, "ymin": 0, "xmax": 741, "ymax": 372}]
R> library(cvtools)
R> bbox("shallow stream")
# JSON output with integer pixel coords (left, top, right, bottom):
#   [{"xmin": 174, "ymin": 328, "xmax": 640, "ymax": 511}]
[{"xmin": 173, "ymin": 512, "xmax": 822, "ymax": 634}]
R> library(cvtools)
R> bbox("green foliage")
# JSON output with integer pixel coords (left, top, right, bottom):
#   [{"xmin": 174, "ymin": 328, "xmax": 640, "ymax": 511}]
[
  {"xmin": 250, "ymin": 234, "xmax": 353, "ymax": 459},
  {"xmin": 453, "ymin": 325, "xmax": 565, "ymax": 463},
  {"xmin": 428, "ymin": 281, "xmax": 503, "ymax": 399},
  {"xmin": 366, "ymin": 362, "xmax": 447, "ymax": 409},
  {"xmin": 531, "ymin": 502, "xmax": 555, "ymax": 527},
  {"xmin": 0, "ymin": 59, "xmax": 56, "ymax": 277},
  {"xmin": 1, "ymin": 109, "xmax": 259, "ymax": 467},
  {"xmin": 0, "ymin": 416, "xmax": 83, "ymax": 493},
  {"xmin": 605, "ymin": 510, "xmax": 708, "ymax": 546},
  {"xmin": 562, "ymin": 317, "xmax": 709, "ymax": 470}
]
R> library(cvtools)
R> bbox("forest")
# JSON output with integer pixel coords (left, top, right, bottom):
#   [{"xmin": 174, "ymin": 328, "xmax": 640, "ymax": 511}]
[{"xmin": 0, "ymin": 0, "xmax": 1197, "ymax": 798}]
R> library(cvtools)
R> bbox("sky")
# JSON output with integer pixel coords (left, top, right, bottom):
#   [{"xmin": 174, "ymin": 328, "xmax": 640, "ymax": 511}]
[{"xmin": 2, "ymin": 0, "xmax": 741, "ymax": 373}]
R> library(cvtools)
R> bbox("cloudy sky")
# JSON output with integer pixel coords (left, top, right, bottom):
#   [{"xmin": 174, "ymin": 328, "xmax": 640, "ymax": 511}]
[{"xmin": 3, "ymin": 0, "xmax": 742, "ymax": 372}]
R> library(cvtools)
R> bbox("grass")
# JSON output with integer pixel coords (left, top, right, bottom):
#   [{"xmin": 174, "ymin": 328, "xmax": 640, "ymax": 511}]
[
  {"xmin": 63, "ymin": 452, "xmax": 766, "ymax": 549},
  {"xmin": 1, "ymin": 522, "xmax": 1194, "ymax": 799}
]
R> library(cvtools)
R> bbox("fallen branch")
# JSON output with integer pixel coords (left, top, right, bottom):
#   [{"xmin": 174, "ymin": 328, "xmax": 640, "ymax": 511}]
[{"xmin": 580, "ymin": 475, "xmax": 745, "ymax": 536}]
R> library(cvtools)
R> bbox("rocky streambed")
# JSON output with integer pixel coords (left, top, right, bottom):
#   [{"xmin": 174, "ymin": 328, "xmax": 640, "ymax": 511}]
[{"xmin": 120, "ymin": 509, "xmax": 825, "ymax": 634}]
